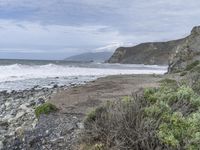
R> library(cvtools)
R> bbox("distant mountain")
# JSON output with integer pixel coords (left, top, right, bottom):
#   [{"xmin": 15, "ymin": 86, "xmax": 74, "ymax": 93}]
[{"xmin": 64, "ymin": 52, "xmax": 113, "ymax": 62}]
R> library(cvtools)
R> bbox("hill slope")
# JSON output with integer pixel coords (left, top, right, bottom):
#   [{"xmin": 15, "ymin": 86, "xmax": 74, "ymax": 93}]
[
  {"xmin": 108, "ymin": 39, "xmax": 185, "ymax": 65},
  {"xmin": 65, "ymin": 52, "xmax": 112, "ymax": 62},
  {"xmin": 169, "ymin": 26, "xmax": 200, "ymax": 72}
]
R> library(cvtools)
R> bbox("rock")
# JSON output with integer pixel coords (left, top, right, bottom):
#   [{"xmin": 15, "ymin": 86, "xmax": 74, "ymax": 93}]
[
  {"xmin": 0, "ymin": 121, "xmax": 9, "ymax": 130},
  {"xmin": 169, "ymin": 26, "xmax": 200, "ymax": 72},
  {"xmin": 3, "ymin": 114, "xmax": 13, "ymax": 122},
  {"xmin": 19, "ymin": 104, "xmax": 32, "ymax": 113},
  {"xmin": 53, "ymin": 84, "xmax": 58, "ymax": 88},
  {"xmin": 0, "ymin": 105, "xmax": 5, "ymax": 111},
  {"xmin": 4, "ymin": 102, "xmax": 10, "ymax": 107},
  {"xmin": 36, "ymin": 98, "xmax": 45, "ymax": 105},
  {"xmin": 10, "ymin": 109, "xmax": 17, "ymax": 116},
  {"xmin": 1, "ymin": 91, "xmax": 7, "ymax": 95},
  {"xmin": 0, "ymin": 85, "xmax": 75, "ymax": 149},
  {"xmin": 32, "ymin": 120, "xmax": 37, "ymax": 128},
  {"xmin": 15, "ymin": 127, "xmax": 24, "ymax": 137},
  {"xmin": 0, "ymin": 141, "xmax": 3, "ymax": 149},
  {"xmin": 77, "ymin": 122, "xmax": 84, "ymax": 129},
  {"xmin": 15, "ymin": 111, "xmax": 26, "ymax": 120},
  {"xmin": 27, "ymin": 100, "xmax": 36, "ymax": 107}
]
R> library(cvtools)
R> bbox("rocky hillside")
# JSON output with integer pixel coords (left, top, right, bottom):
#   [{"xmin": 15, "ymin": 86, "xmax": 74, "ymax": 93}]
[
  {"xmin": 108, "ymin": 39, "xmax": 185, "ymax": 65},
  {"xmin": 65, "ymin": 52, "xmax": 113, "ymax": 62},
  {"xmin": 169, "ymin": 26, "xmax": 200, "ymax": 73}
]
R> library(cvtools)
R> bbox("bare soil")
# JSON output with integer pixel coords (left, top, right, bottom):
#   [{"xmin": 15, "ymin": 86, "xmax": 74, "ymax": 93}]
[{"xmin": 50, "ymin": 74, "xmax": 169, "ymax": 115}]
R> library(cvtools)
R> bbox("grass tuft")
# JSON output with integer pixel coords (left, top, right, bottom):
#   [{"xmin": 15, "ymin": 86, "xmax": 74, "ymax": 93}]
[{"xmin": 35, "ymin": 102, "xmax": 58, "ymax": 118}]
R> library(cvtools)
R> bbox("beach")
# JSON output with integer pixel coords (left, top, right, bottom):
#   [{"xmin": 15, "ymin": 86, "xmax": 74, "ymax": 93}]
[
  {"xmin": 1, "ymin": 73, "xmax": 175, "ymax": 149},
  {"xmin": 0, "ymin": 60, "xmax": 169, "ymax": 149}
]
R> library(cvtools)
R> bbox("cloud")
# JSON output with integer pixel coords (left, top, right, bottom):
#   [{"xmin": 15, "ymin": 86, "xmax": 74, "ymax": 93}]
[
  {"xmin": 0, "ymin": 0, "xmax": 200, "ymax": 59},
  {"xmin": 0, "ymin": 19, "xmax": 127, "ymax": 55}
]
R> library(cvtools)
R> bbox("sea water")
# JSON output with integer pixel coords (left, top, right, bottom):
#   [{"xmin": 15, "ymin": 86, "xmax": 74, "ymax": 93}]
[{"xmin": 0, "ymin": 59, "xmax": 168, "ymax": 91}]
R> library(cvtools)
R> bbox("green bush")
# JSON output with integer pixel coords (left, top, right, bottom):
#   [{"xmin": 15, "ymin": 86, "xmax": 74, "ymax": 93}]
[
  {"xmin": 190, "ymin": 64, "xmax": 200, "ymax": 73},
  {"xmin": 35, "ymin": 103, "xmax": 58, "ymax": 118},
  {"xmin": 180, "ymin": 71, "xmax": 187, "ymax": 76},
  {"xmin": 176, "ymin": 85, "xmax": 194, "ymax": 100},
  {"xmin": 144, "ymin": 84, "xmax": 200, "ymax": 149},
  {"xmin": 144, "ymin": 88, "xmax": 158, "ymax": 103},
  {"xmin": 185, "ymin": 60, "xmax": 200, "ymax": 71},
  {"xmin": 81, "ymin": 81, "xmax": 200, "ymax": 149},
  {"xmin": 85, "ymin": 106, "xmax": 107, "ymax": 123}
]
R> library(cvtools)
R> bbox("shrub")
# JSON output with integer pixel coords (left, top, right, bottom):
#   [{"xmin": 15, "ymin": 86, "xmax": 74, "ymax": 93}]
[
  {"xmin": 144, "ymin": 88, "xmax": 158, "ymax": 103},
  {"xmin": 180, "ymin": 71, "xmax": 187, "ymax": 76},
  {"xmin": 85, "ymin": 106, "xmax": 107, "ymax": 123},
  {"xmin": 157, "ymin": 112, "xmax": 189, "ymax": 148},
  {"xmin": 81, "ymin": 95, "xmax": 170, "ymax": 150},
  {"xmin": 176, "ymin": 86, "xmax": 194, "ymax": 100},
  {"xmin": 144, "ymin": 85, "xmax": 200, "ymax": 149},
  {"xmin": 190, "ymin": 64, "xmax": 200, "ymax": 73},
  {"xmin": 85, "ymin": 109, "xmax": 97, "ymax": 122},
  {"xmin": 159, "ymin": 78, "xmax": 178, "ymax": 88},
  {"xmin": 185, "ymin": 60, "xmax": 200, "ymax": 71},
  {"xmin": 80, "ymin": 82, "xmax": 200, "ymax": 150},
  {"xmin": 35, "ymin": 103, "xmax": 58, "ymax": 118}
]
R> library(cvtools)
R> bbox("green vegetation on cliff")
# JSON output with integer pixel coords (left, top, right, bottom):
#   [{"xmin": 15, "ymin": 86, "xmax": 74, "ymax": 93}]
[{"xmin": 185, "ymin": 60, "xmax": 200, "ymax": 71}]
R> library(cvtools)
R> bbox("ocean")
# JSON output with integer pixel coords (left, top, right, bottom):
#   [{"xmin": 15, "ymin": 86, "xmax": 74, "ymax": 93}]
[{"xmin": 0, "ymin": 59, "xmax": 168, "ymax": 91}]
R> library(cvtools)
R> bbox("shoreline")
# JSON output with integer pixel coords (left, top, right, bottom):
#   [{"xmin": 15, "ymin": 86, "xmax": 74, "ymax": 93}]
[
  {"xmin": 0, "ymin": 85, "xmax": 71, "ymax": 149},
  {"xmin": 1, "ymin": 74, "xmax": 172, "ymax": 149}
]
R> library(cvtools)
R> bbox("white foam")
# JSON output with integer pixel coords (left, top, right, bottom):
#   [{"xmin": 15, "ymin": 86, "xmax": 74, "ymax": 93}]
[{"xmin": 0, "ymin": 63, "xmax": 167, "ymax": 83}]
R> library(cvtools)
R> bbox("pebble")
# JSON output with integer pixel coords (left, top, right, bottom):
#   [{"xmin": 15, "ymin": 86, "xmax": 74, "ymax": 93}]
[
  {"xmin": 36, "ymin": 97, "xmax": 45, "ymax": 105},
  {"xmin": 0, "ymin": 141, "xmax": 3, "ymax": 149},
  {"xmin": 4, "ymin": 102, "xmax": 10, "ymax": 107},
  {"xmin": 15, "ymin": 111, "xmax": 26, "ymax": 120},
  {"xmin": 0, "ymin": 84, "xmax": 82, "ymax": 149},
  {"xmin": 15, "ymin": 127, "xmax": 24, "ymax": 137}
]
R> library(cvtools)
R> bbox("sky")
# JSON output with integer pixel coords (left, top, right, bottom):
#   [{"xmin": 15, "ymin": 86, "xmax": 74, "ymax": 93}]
[{"xmin": 0, "ymin": 0, "xmax": 200, "ymax": 60}]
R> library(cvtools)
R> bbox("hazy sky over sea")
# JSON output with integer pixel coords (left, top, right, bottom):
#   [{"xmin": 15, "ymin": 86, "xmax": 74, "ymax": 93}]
[{"xmin": 0, "ymin": 0, "xmax": 200, "ymax": 59}]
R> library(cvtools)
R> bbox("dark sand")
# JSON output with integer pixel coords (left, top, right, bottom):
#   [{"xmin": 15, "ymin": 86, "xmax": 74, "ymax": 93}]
[{"xmin": 50, "ymin": 74, "xmax": 173, "ymax": 115}]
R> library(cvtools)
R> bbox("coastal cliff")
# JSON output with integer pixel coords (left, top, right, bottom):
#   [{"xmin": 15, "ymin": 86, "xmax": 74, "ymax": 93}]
[
  {"xmin": 108, "ymin": 26, "xmax": 200, "ymax": 70},
  {"xmin": 108, "ymin": 39, "xmax": 184, "ymax": 65},
  {"xmin": 169, "ymin": 26, "xmax": 200, "ymax": 72}
]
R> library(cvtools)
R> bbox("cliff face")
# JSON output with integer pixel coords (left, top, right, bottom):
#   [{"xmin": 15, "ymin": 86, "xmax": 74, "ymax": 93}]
[
  {"xmin": 168, "ymin": 26, "xmax": 200, "ymax": 72},
  {"xmin": 108, "ymin": 39, "xmax": 184, "ymax": 65}
]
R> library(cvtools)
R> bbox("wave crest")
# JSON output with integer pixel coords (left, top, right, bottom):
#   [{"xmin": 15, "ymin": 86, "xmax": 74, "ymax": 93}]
[{"xmin": 0, "ymin": 63, "xmax": 167, "ymax": 82}]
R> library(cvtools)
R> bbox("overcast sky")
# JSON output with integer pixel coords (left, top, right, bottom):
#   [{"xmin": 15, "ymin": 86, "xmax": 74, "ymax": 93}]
[{"xmin": 0, "ymin": 0, "xmax": 200, "ymax": 60}]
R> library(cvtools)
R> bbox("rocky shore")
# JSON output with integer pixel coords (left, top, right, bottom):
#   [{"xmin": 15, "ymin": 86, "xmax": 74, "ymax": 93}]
[
  {"xmin": 0, "ymin": 74, "xmax": 168, "ymax": 150},
  {"xmin": 0, "ymin": 83, "xmax": 85, "ymax": 150}
]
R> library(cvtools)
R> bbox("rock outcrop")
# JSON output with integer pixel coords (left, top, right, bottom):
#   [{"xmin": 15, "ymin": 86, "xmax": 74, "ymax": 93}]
[
  {"xmin": 168, "ymin": 26, "xmax": 200, "ymax": 73},
  {"xmin": 108, "ymin": 39, "xmax": 184, "ymax": 65}
]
